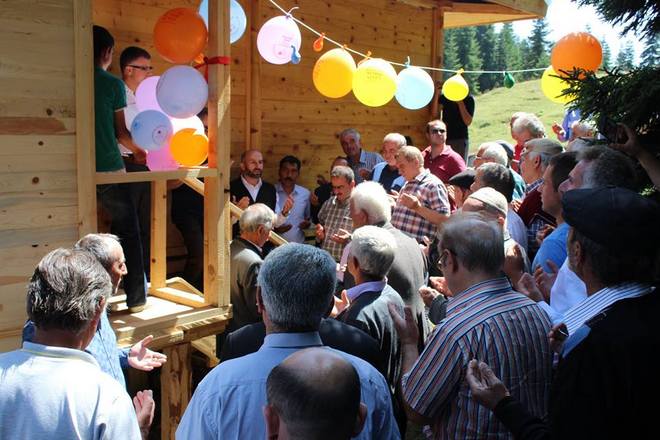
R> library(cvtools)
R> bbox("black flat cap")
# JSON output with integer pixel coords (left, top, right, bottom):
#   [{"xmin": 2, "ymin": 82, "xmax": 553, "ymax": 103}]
[
  {"xmin": 496, "ymin": 140, "xmax": 514, "ymax": 160},
  {"xmin": 448, "ymin": 169, "xmax": 476, "ymax": 190},
  {"xmin": 562, "ymin": 186, "xmax": 660, "ymax": 253}
]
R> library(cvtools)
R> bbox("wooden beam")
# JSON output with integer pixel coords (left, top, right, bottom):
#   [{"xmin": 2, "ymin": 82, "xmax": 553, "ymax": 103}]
[
  {"xmin": 244, "ymin": 0, "xmax": 252, "ymax": 150},
  {"xmin": 150, "ymin": 180, "xmax": 167, "ymax": 290},
  {"xmin": 488, "ymin": 0, "xmax": 547, "ymax": 16},
  {"xmin": 95, "ymin": 167, "xmax": 217, "ymax": 185},
  {"xmin": 161, "ymin": 343, "xmax": 192, "ymax": 440},
  {"xmin": 249, "ymin": 0, "xmax": 262, "ymax": 150},
  {"xmin": 430, "ymin": 7, "xmax": 444, "ymax": 118},
  {"xmin": 397, "ymin": 0, "xmax": 439, "ymax": 8},
  {"xmin": 73, "ymin": 0, "xmax": 96, "ymax": 237}
]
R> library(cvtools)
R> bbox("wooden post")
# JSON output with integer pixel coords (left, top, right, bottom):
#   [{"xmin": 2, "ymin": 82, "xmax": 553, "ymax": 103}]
[
  {"xmin": 150, "ymin": 180, "xmax": 167, "ymax": 290},
  {"xmin": 73, "ymin": 0, "xmax": 97, "ymax": 236},
  {"xmin": 243, "ymin": 0, "xmax": 252, "ymax": 150},
  {"xmin": 205, "ymin": 0, "xmax": 231, "ymax": 307},
  {"xmin": 160, "ymin": 343, "xmax": 192, "ymax": 440},
  {"xmin": 249, "ymin": 0, "xmax": 262, "ymax": 150},
  {"xmin": 430, "ymin": 7, "xmax": 445, "ymax": 118}
]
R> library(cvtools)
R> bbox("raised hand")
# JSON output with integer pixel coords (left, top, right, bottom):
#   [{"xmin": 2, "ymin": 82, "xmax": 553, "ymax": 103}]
[
  {"xmin": 534, "ymin": 260, "xmax": 559, "ymax": 301},
  {"xmin": 128, "ymin": 335, "xmax": 168, "ymax": 371},
  {"xmin": 388, "ymin": 304, "xmax": 419, "ymax": 346},
  {"xmin": 330, "ymin": 228, "xmax": 351, "ymax": 244},
  {"xmin": 133, "ymin": 389, "xmax": 155, "ymax": 440}
]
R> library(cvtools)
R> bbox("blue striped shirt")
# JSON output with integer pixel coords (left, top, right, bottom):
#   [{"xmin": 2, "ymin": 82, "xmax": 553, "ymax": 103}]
[{"xmin": 402, "ymin": 277, "xmax": 552, "ymax": 439}]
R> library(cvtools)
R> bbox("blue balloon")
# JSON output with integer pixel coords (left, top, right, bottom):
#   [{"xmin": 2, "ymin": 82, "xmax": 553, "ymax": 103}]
[
  {"xmin": 199, "ymin": 0, "xmax": 247, "ymax": 44},
  {"xmin": 395, "ymin": 66, "xmax": 435, "ymax": 110},
  {"xmin": 156, "ymin": 66, "xmax": 208, "ymax": 119},
  {"xmin": 130, "ymin": 110, "xmax": 173, "ymax": 151}
]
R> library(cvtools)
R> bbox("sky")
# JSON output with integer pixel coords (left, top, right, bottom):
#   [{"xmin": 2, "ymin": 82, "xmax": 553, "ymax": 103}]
[{"xmin": 504, "ymin": 0, "xmax": 646, "ymax": 63}]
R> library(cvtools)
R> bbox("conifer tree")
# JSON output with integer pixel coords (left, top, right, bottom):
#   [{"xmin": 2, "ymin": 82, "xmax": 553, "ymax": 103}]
[
  {"xmin": 453, "ymin": 27, "xmax": 483, "ymax": 93},
  {"xmin": 616, "ymin": 41, "xmax": 635, "ymax": 70},
  {"xmin": 476, "ymin": 25, "xmax": 497, "ymax": 92},
  {"xmin": 443, "ymin": 29, "xmax": 460, "ymax": 71},
  {"xmin": 525, "ymin": 19, "xmax": 551, "ymax": 75},
  {"xmin": 601, "ymin": 40, "xmax": 612, "ymax": 70},
  {"xmin": 494, "ymin": 24, "xmax": 521, "ymax": 84},
  {"xmin": 640, "ymin": 35, "xmax": 660, "ymax": 66}
]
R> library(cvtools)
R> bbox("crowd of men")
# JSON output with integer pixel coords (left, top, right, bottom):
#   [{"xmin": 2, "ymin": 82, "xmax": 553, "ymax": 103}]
[{"xmin": 1, "ymin": 24, "xmax": 660, "ymax": 440}]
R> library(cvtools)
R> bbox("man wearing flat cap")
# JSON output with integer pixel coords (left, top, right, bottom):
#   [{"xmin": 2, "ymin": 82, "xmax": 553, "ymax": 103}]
[{"xmin": 464, "ymin": 186, "xmax": 660, "ymax": 440}]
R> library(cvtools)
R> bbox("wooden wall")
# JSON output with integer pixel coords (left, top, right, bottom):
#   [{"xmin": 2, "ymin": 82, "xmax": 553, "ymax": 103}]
[{"xmin": 0, "ymin": 0, "xmax": 81, "ymax": 351}]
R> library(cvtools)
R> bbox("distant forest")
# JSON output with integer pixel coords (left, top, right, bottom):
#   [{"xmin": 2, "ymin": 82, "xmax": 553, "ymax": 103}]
[{"xmin": 444, "ymin": 19, "xmax": 658, "ymax": 94}]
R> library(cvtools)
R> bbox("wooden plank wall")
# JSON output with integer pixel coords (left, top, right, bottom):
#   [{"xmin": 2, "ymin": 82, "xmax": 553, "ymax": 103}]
[{"xmin": 0, "ymin": 0, "xmax": 81, "ymax": 351}]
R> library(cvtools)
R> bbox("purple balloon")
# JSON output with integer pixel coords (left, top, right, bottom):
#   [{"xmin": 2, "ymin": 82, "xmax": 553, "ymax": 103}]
[
  {"xmin": 136, "ymin": 76, "xmax": 163, "ymax": 112},
  {"xmin": 146, "ymin": 145, "xmax": 179, "ymax": 171}
]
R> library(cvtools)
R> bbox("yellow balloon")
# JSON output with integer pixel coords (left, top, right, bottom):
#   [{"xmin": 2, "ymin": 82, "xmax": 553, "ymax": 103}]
[
  {"xmin": 541, "ymin": 66, "xmax": 573, "ymax": 104},
  {"xmin": 313, "ymin": 48, "xmax": 356, "ymax": 98},
  {"xmin": 442, "ymin": 73, "xmax": 469, "ymax": 101},
  {"xmin": 352, "ymin": 58, "xmax": 397, "ymax": 107},
  {"xmin": 170, "ymin": 128, "xmax": 208, "ymax": 166}
]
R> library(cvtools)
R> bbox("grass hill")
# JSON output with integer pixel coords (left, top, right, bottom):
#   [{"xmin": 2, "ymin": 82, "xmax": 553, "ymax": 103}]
[{"xmin": 469, "ymin": 78, "xmax": 568, "ymax": 153}]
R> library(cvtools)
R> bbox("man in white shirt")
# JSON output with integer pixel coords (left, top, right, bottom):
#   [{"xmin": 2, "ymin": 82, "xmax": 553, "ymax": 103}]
[
  {"xmin": 0, "ymin": 248, "xmax": 140, "ymax": 440},
  {"xmin": 274, "ymin": 155, "xmax": 311, "ymax": 243}
]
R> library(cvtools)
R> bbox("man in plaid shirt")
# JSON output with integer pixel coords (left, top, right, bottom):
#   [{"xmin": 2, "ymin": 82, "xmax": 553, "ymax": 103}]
[
  {"xmin": 391, "ymin": 146, "xmax": 450, "ymax": 243},
  {"xmin": 316, "ymin": 166, "xmax": 355, "ymax": 261}
]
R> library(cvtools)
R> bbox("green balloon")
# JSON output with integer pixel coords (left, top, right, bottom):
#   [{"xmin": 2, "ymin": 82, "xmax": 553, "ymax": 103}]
[{"xmin": 503, "ymin": 72, "xmax": 515, "ymax": 89}]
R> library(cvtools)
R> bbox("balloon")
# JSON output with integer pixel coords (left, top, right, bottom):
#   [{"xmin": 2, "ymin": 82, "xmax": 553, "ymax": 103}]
[
  {"xmin": 313, "ymin": 48, "xmax": 356, "ymax": 98},
  {"xmin": 229, "ymin": 0, "xmax": 247, "ymax": 44},
  {"xmin": 154, "ymin": 8, "xmax": 207, "ymax": 64},
  {"xmin": 395, "ymin": 66, "xmax": 435, "ymax": 110},
  {"xmin": 130, "ymin": 110, "xmax": 173, "ymax": 151},
  {"xmin": 257, "ymin": 15, "xmax": 301, "ymax": 65},
  {"xmin": 442, "ymin": 72, "xmax": 469, "ymax": 102},
  {"xmin": 503, "ymin": 72, "xmax": 515, "ymax": 89},
  {"xmin": 551, "ymin": 32, "xmax": 602, "ymax": 76},
  {"xmin": 352, "ymin": 58, "xmax": 397, "ymax": 107},
  {"xmin": 541, "ymin": 66, "xmax": 573, "ymax": 104},
  {"xmin": 171, "ymin": 115, "xmax": 205, "ymax": 135},
  {"xmin": 135, "ymin": 76, "xmax": 163, "ymax": 112},
  {"xmin": 170, "ymin": 128, "xmax": 209, "ymax": 167},
  {"xmin": 147, "ymin": 145, "xmax": 179, "ymax": 171},
  {"xmin": 157, "ymin": 66, "xmax": 208, "ymax": 119}
]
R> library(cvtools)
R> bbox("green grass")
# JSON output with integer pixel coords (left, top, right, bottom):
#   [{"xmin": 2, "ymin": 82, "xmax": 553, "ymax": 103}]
[{"xmin": 469, "ymin": 78, "xmax": 567, "ymax": 153}]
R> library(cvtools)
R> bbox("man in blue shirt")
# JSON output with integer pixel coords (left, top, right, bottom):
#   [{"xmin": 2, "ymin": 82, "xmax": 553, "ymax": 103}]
[{"xmin": 177, "ymin": 243, "xmax": 400, "ymax": 439}]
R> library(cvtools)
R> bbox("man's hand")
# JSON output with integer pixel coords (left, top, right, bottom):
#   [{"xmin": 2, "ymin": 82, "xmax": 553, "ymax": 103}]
[
  {"xmin": 330, "ymin": 228, "xmax": 351, "ymax": 244},
  {"xmin": 516, "ymin": 273, "xmax": 545, "ymax": 303},
  {"xmin": 536, "ymin": 224, "xmax": 555, "ymax": 246},
  {"xmin": 419, "ymin": 286, "xmax": 441, "ymax": 308},
  {"xmin": 388, "ymin": 304, "xmax": 419, "ymax": 346},
  {"xmin": 281, "ymin": 194, "xmax": 294, "ymax": 216},
  {"xmin": 128, "ymin": 335, "xmax": 168, "ymax": 371},
  {"xmin": 548, "ymin": 323, "xmax": 569, "ymax": 355},
  {"xmin": 132, "ymin": 148, "xmax": 147, "ymax": 165},
  {"xmin": 399, "ymin": 192, "xmax": 422, "ymax": 211},
  {"xmin": 298, "ymin": 218, "xmax": 311, "ymax": 229},
  {"xmin": 609, "ymin": 123, "xmax": 637, "ymax": 156},
  {"xmin": 466, "ymin": 359, "xmax": 510, "ymax": 411},
  {"xmin": 551, "ymin": 122, "xmax": 565, "ymax": 140},
  {"xmin": 330, "ymin": 289, "xmax": 350, "ymax": 318},
  {"xmin": 133, "ymin": 390, "xmax": 155, "ymax": 440},
  {"xmin": 510, "ymin": 199, "xmax": 522, "ymax": 212},
  {"xmin": 429, "ymin": 276, "xmax": 452, "ymax": 297},
  {"xmin": 387, "ymin": 189, "xmax": 399, "ymax": 208},
  {"xmin": 534, "ymin": 261, "xmax": 558, "ymax": 302},
  {"xmin": 232, "ymin": 196, "xmax": 250, "ymax": 210},
  {"xmin": 315, "ymin": 223, "xmax": 325, "ymax": 242},
  {"xmin": 273, "ymin": 224, "xmax": 293, "ymax": 234},
  {"xmin": 358, "ymin": 168, "xmax": 371, "ymax": 181},
  {"xmin": 310, "ymin": 192, "xmax": 320, "ymax": 207}
]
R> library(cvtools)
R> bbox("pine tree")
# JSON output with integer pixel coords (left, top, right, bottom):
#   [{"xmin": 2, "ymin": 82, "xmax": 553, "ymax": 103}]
[
  {"xmin": 453, "ymin": 27, "xmax": 483, "ymax": 93},
  {"xmin": 527, "ymin": 19, "xmax": 551, "ymax": 69},
  {"xmin": 616, "ymin": 41, "xmax": 635, "ymax": 70},
  {"xmin": 640, "ymin": 35, "xmax": 660, "ymax": 66},
  {"xmin": 519, "ymin": 39, "xmax": 533, "ymax": 80},
  {"xmin": 443, "ymin": 29, "xmax": 460, "ymax": 71},
  {"xmin": 601, "ymin": 40, "xmax": 612, "ymax": 70},
  {"xmin": 476, "ymin": 25, "xmax": 497, "ymax": 92},
  {"xmin": 494, "ymin": 24, "xmax": 522, "ymax": 85}
]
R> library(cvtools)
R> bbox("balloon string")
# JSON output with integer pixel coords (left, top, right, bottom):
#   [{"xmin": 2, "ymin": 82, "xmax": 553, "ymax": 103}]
[
  {"xmin": 267, "ymin": 0, "xmax": 547, "ymax": 75},
  {"xmin": 195, "ymin": 56, "xmax": 231, "ymax": 81}
]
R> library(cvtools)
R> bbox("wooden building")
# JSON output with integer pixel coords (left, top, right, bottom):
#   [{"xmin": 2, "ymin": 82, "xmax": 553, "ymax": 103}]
[{"xmin": 0, "ymin": 0, "xmax": 545, "ymax": 438}]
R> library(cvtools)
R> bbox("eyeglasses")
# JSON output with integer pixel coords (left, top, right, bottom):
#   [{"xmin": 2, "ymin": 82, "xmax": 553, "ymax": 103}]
[
  {"xmin": 437, "ymin": 248, "xmax": 455, "ymax": 269},
  {"xmin": 430, "ymin": 128, "xmax": 446, "ymax": 134},
  {"xmin": 128, "ymin": 65, "xmax": 153, "ymax": 71}
]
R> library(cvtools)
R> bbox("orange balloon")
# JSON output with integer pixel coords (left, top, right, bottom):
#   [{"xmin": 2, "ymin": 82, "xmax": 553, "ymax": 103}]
[
  {"xmin": 170, "ymin": 128, "xmax": 208, "ymax": 166},
  {"xmin": 551, "ymin": 32, "xmax": 602, "ymax": 77},
  {"xmin": 154, "ymin": 8, "xmax": 208, "ymax": 64}
]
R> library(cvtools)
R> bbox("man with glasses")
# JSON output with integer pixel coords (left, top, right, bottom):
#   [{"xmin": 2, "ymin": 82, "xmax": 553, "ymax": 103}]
[{"xmin": 421, "ymin": 120, "xmax": 466, "ymax": 186}]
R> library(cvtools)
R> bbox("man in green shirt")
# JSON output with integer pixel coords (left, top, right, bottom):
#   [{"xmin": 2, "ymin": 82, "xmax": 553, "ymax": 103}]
[{"xmin": 93, "ymin": 25, "xmax": 147, "ymax": 311}]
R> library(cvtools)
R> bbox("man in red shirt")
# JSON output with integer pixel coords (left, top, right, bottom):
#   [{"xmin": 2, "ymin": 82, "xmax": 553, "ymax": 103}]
[{"xmin": 421, "ymin": 120, "xmax": 466, "ymax": 184}]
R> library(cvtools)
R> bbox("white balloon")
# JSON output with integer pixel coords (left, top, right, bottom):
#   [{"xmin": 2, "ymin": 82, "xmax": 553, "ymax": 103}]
[
  {"xmin": 256, "ymin": 15, "xmax": 301, "ymax": 65},
  {"xmin": 156, "ymin": 66, "xmax": 208, "ymax": 119}
]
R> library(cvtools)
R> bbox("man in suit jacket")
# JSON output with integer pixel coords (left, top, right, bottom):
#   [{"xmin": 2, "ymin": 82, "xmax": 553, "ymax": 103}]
[
  {"xmin": 347, "ymin": 181, "xmax": 430, "ymax": 349},
  {"xmin": 217, "ymin": 203, "xmax": 276, "ymax": 357}
]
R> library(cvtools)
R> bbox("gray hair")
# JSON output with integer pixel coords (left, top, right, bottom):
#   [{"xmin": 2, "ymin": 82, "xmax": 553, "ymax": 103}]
[
  {"xmin": 512, "ymin": 113, "xmax": 546, "ymax": 138},
  {"xmin": 239, "ymin": 203, "xmax": 276, "ymax": 233},
  {"xmin": 351, "ymin": 181, "xmax": 392, "ymax": 224},
  {"xmin": 476, "ymin": 163, "xmax": 514, "ymax": 203},
  {"xmin": 258, "ymin": 244, "xmax": 336, "ymax": 332},
  {"xmin": 438, "ymin": 213, "xmax": 504, "ymax": 275},
  {"xmin": 525, "ymin": 138, "xmax": 563, "ymax": 169},
  {"xmin": 382, "ymin": 133, "xmax": 406, "ymax": 148},
  {"xmin": 339, "ymin": 128, "xmax": 361, "ymax": 142},
  {"xmin": 349, "ymin": 226, "xmax": 397, "ymax": 279},
  {"xmin": 481, "ymin": 143, "xmax": 508, "ymax": 166},
  {"xmin": 27, "ymin": 248, "xmax": 112, "ymax": 334},
  {"xmin": 566, "ymin": 137, "xmax": 595, "ymax": 153},
  {"xmin": 330, "ymin": 165, "xmax": 355, "ymax": 184},
  {"xmin": 578, "ymin": 146, "xmax": 638, "ymax": 190},
  {"xmin": 396, "ymin": 145, "xmax": 424, "ymax": 166},
  {"xmin": 74, "ymin": 233, "xmax": 120, "ymax": 270}
]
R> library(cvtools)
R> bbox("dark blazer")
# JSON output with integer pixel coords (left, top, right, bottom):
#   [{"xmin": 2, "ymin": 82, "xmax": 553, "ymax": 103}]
[
  {"xmin": 230, "ymin": 177, "xmax": 277, "ymax": 237},
  {"xmin": 228, "ymin": 238, "xmax": 263, "ymax": 333},
  {"xmin": 337, "ymin": 285, "xmax": 405, "ymax": 394},
  {"xmin": 219, "ymin": 319, "xmax": 385, "ymax": 376}
]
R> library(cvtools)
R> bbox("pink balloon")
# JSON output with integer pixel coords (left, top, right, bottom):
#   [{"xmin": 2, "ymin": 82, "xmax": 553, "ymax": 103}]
[
  {"xmin": 170, "ymin": 115, "xmax": 205, "ymax": 135},
  {"xmin": 136, "ymin": 76, "xmax": 163, "ymax": 112},
  {"xmin": 257, "ymin": 15, "xmax": 301, "ymax": 65},
  {"xmin": 146, "ymin": 145, "xmax": 179, "ymax": 171}
]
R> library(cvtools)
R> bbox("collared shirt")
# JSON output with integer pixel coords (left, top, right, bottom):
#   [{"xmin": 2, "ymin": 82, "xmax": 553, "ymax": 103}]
[
  {"xmin": 275, "ymin": 183, "xmax": 311, "ymax": 243},
  {"xmin": 176, "ymin": 332, "xmax": 400, "ymax": 440},
  {"xmin": 318, "ymin": 195, "xmax": 353, "ymax": 261},
  {"xmin": 0, "ymin": 342, "xmax": 140, "ymax": 439},
  {"xmin": 563, "ymin": 282, "xmax": 653, "ymax": 335},
  {"xmin": 421, "ymin": 145, "xmax": 466, "ymax": 184},
  {"xmin": 402, "ymin": 277, "xmax": 552, "ymax": 440},
  {"xmin": 532, "ymin": 222, "xmax": 569, "ymax": 273},
  {"xmin": 371, "ymin": 162, "xmax": 405, "ymax": 192},
  {"xmin": 119, "ymin": 83, "xmax": 137, "ymax": 156},
  {"xmin": 507, "ymin": 207, "xmax": 528, "ymax": 252},
  {"xmin": 22, "ymin": 310, "xmax": 129, "ymax": 388},
  {"xmin": 241, "ymin": 175, "xmax": 263, "ymax": 202},
  {"xmin": 511, "ymin": 169, "xmax": 526, "ymax": 201},
  {"xmin": 346, "ymin": 280, "xmax": 388, "ymax": 302},
  {"xmin": 349, "ymin": 149, "xmax": 385, "ymax": 184},
  {"xmin": 391, "ymin": 169, "xmax": 450, "ymax": 243},
  {"xmin": 524, "ymin": 178, "xmax": 548, "ymax": 256}
]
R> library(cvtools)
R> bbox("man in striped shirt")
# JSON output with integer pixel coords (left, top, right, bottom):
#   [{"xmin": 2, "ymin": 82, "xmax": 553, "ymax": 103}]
[{"xmin": 391, "ymin": 214, "xmax": 552, "ymax": 439}]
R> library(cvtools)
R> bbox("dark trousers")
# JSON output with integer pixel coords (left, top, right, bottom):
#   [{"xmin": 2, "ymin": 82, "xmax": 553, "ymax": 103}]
[
  {"xmin": 447, "ymin": 138, "xmax": 469, "ymax": 163},
  {"xmin": 124, "ymin": 161, "xmax": 151, "ymax": 273},
  {"xmin": 97, "ymin": 183, "xmax": 147, "ymax": 307}
]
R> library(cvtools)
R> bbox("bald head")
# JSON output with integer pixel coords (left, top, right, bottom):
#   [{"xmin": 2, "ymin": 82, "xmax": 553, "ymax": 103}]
[
  {"xmin": 240, "ymin": 149, "xmax": 264, "ymax": 179},
  {"xmin": 265, "ymin": 348, "xmax": 364, "ymax": 440}
]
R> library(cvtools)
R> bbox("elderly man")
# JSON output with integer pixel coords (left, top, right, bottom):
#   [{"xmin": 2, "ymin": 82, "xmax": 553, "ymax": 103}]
[
  {"xmin": 370, "ymin": 132, "xmax": 406, "ymax": 192},
  {"xmin": 316, "ymin": 165, "xmax": 355, "ymax": 261},
  {"xmin": 517, "ymin": 138, "xmax": 563, "ymax": 259},
  {"xmin": 274, "ymin": 155, "xmax": 311, "ymax": 243},
  {"xmin": 177, "ymin": 244, "xmax": 400, "ymax": 439},
  {"xmin": 473, "ymin": 141, "xmax": 526, "ymax": 201},
  {"xmin": 340, "ymin": 128, "xmax": 384, "ymax": 183},
  {"xmin": 510, "ymin": 112, "xmax": 545, "ymax": 168},
  {"xmin": 391, "ymin": 146, "xmax": 450, "ymax": 243},
  {"xmin": 264, "ymin": 348, "xmax": 367, "ymax": 440},
  {"xmin": 391, "ymin": 214, "xmax": 552, "ymax": 439},
  {"xmin": 311, "ymin": 156, "xmax": 349, "ymax": 224},
  {"xmin": 466, "ymin": 186, "xmax": 660, "ymax": 440},
  {"xmin": 1, "ymin": 249, "xmax": 141, "ymax": 439},
  {"xmin": 421, "ymin": 120, "xmax": 466, "ymax": 184},
  {"xmin": 446, "ymin": 169, "xmax": 475, "ymax": 210}
]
